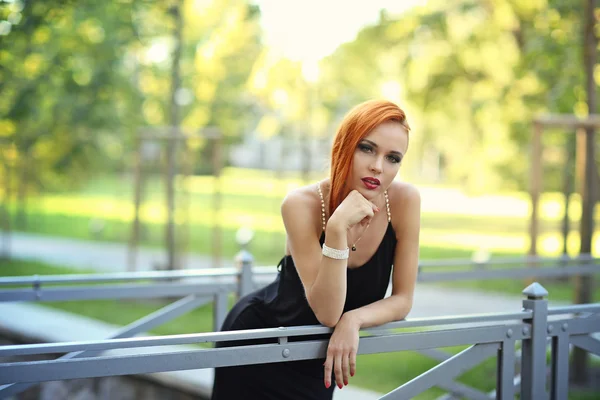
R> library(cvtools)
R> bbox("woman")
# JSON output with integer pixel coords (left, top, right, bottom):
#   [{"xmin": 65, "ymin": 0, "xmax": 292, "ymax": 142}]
[{"xmin": 211, "ymin": 99, "xmax": 420, "ymax": 400}]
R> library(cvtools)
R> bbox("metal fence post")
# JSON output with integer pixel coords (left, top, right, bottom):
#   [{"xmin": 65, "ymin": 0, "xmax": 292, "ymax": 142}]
[
  {"xmin": 236, "ymin": 249, "xmax": 254, "ymax": 299},
  {"xmin": 520, "ymin": 282, "xmax": 549, "ymax": 400},
  {"xmin": 213, "ymin": 291, "xmax": 228, "ymax": 332}
]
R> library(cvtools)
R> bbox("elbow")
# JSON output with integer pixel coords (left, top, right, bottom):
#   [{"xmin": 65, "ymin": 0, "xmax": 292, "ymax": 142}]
[
  {"xmin": 395, "ymin": 295, "xmax": 414, "ymax": 321},
  {"xmin": 309, "ymin": 299, "xmax": 342, "ymax": 327},
  {"xmin": 306, "ymin": 290, "xmax": 343, "ymax": 327},
  {"xmin": 317, "ymin": 314, "xmax": 340, "ymax": 328}
]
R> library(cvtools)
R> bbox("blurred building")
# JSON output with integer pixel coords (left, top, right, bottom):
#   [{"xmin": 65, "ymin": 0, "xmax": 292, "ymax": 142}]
[{"xmin": 229, "ymin": 134, "xmax": 331, "ymax": 173}]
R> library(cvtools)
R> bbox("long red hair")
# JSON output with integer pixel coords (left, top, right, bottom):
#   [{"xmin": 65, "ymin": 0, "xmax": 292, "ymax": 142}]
[{"xmin": 328, "ymin": 99, "xmax": 410, "ymax": 216}]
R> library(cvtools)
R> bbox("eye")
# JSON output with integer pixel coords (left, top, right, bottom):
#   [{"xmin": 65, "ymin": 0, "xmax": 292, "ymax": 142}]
[
  {"xmin": 386, "ymin": 155, "xmax": 402, "ymax": 164},
  {"xmin": 358, "ymin": 143, "xmax": 373, "ymax": 153}
]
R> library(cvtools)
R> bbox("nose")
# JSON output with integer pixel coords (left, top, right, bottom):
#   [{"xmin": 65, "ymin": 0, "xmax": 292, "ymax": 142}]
[{"xmin": 369, "ymin": 157, "xmax": 383, "ymax": 174}]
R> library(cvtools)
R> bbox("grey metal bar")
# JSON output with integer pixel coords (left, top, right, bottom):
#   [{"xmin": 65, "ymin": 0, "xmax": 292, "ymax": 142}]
[
  {"xmin": 0, "ymin": 326, "xmax": 331, "ymax": 358},
  {"xmin": 496, "ymin": 339, "xmax": 516, "ymax": 400},
  {"xmin": 379, "ymin": 343, "xmax": 499, "ymax": 400},
  {"xmin": 1, "ymin": 254, "xmax": 595, "ymax": 287},
  {"xmin": 0, "ymin": 319, "xmax": 527, "ymax": 359},
  {"xmin": 417, "ymin": 254, "xmax": 597, "ymax": 268},
  {"xmin": 520, "ymin": 283, "xmax": 549, "ymax": 400},
  {"xmin": 367, "ymin": 311, "xmax": 532, "ymax": 332},
  {"xmin": 0, "ymin": 331, "xmax": 509, "ymax": 386},
  {"xmin": 547, "ymin": 303, "xmax": 600, "ymax": 316},
  {"xmin": 550, "ymin": 332, "xmax": 569, "ymax": 400},
  {"xmin": 213, "ymin": 291, "xmax": 228, "ymax": 332},
  {"xmin": 0, "ymin": 294, "xmax": 211, "ymax": 397},
  {"xmin": 0, "ymin": 310, "xmax": 535, "ymax": 358},
  {"xmin": 0, "ymin": 282, "xmax": 237, "ymax": 302},
  {"xmin": 436, "ymin": 380, "xmax": 491, "ymax": 400},
  {"xmin": 570, "ymin": 335, "xmax": 600, "ymax": 356},
  {"xmin": 550, "ymin": 316, "xmax": 600, "ymax": 336},
  {"xmin": 418, "ymin": 264, "xmax": 599, "ymax": 282},
  {"xmin": 418, "ymin": 348, "xmax": 453, "ymax": 362},
  {"xmin": 0, "ymin": 268, "xmax": 240, "ymax": 285},
  {"xmin": 0, "ymin": 340, "xmax": 319, "ymax": 384}
]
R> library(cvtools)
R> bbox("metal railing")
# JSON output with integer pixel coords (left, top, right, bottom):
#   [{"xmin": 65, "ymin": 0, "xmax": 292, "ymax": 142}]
[
  {"xmin": 0, "ymin": 253, "xmax": 599, "ymax": 399},
  {"xmin": 0, "ymin": 284, "xmax": 598, "ymax": 399}
]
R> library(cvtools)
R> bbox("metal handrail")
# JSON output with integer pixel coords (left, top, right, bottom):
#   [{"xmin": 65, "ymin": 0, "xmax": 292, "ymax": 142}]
[{"xmin": 0, "ymin": 310, "xmax": 534, "ymax": 358}]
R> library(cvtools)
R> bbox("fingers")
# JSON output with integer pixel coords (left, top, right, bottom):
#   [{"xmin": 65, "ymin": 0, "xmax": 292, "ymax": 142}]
[
  {"xmin": 323, "ymin": 354, "xmax": 333, "ymax": 389},
  {"xmin": 341, "ymin": 353, "xmax": 350, "ymax": 386},
  {"xmin": 325, "ymin": 349, "xmax": 356, "ymax": 389},
  {"xmin": 349, "ymin": 350, "xmax": 357, "ymax": 378},
  {"xmin": 334, "ymin": 353, "xmax": 343, "ymax": 389}
]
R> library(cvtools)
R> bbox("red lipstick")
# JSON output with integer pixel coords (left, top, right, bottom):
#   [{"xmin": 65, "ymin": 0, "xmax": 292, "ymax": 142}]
[{"xmin": 361, "ymin": 177, "xmax": 380, "ymax": 190}]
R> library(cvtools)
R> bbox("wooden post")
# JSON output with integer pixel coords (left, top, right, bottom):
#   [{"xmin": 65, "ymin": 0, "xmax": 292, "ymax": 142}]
[
  {"xmin": 0, "ymin": 149, "xmax": 11, "ymax": 260},
  {"xmin": 128, "ymin": 135, "xmax": 143, "ymax": 272},
  {"xmin": 165, "ymin": 0, "xmax": 184, "ymax": 271},
  {"xmin": 560, "ymin": 135, "xmax": 576, "ymax": 256},
  {"xmin": 212, "ymin": 131, "xmax": 223, "ymax": 268},
  {"xmin": 529, "ymin": 122, "xmax": 543, "ymax": 257},
  {"xmin": 571, "ymin": 0, "xmax": 597, "ymax": 385},
  {"xmin": 178, "ymin": 137, "xmax": 193, "ymax": 269}
]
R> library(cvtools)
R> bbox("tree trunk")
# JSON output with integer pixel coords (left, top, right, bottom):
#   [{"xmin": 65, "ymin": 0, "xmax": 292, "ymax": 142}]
[
  {"xmin": 571, "ymin": 0, "xmax": 597, "ymax": 385},
  {"xmin": 15, "ymin": 154, "xmax": 29, "ymax": 230},
  {"xmin": 165, "ymin": 0, "xmax": 183, "ymax": 271},
  {"xmin": 0, "ymin": 154, "xmax": 11, "ymax": 259},
  {"xmin": 560, "ymin": 134, "xmax": 576, "ymax": 266}
]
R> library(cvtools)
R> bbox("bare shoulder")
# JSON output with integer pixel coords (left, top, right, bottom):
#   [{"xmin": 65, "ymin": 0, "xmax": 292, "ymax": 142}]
[
  {"xmin": 387, "ymin": 181, "xmax": 421, "ymax": 227},
  {"xmin": 281, "ymin": 183, "xmax": 321, "ymax": 212},
  {"xmin": 387, "ymin": 181, "xmax": 421, "ymax": 207},
  {"xmin": 281, "ymin": 183, "xmax": 323, "ymax": 233}
]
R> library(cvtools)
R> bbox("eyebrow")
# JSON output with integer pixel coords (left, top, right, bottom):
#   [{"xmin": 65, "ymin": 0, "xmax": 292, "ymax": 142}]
[{"xmin": 361, "ymin": 139, "xmax": 404, "ymax": 158}]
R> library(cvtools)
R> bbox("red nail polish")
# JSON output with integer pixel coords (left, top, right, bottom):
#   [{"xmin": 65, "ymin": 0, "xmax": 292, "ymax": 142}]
[
  {"xmin": 344, "ymin": 379, "xmax": 348, "ymax": 385},
  {"xmin": 351, "ymin": 372, "xmax": 354, "ymax": 377},
  {"xmin": 338, "ymin": 383, "xmax": 343, "ymax": 389},
  {"xmin": 325, "ymin": 382, "xmax": 330, "ymax": 389}
]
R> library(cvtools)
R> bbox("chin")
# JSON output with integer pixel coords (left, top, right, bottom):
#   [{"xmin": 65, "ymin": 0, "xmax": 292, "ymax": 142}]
[{"xmin": 356, "ymin": 186, "xmax": 382, "ymax": 200}]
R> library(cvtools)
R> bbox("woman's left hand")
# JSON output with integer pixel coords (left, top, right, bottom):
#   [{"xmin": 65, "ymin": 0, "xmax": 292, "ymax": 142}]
[{"xmin": 323, "ymin": 312, "xmax": 360, "ymax": 389}]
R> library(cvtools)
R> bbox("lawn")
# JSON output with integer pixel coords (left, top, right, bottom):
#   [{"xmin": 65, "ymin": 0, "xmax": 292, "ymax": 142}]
[
  {"xmin": 5, "ymin": 168, "xmax": 600, "ymax": 264},
  {"xmin": 1, "ymin": 259, "xmax": 599, "ymax": 399}
]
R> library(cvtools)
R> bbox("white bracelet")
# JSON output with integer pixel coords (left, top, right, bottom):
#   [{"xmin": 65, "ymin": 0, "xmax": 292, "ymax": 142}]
[{"xmin": 322, "ymin": 243, "xmax": 349, "ymax": 260}]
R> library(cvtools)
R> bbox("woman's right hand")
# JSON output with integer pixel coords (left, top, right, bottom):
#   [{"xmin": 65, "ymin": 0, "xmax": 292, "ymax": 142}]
[{"xmin": 329, "ymin": 190, "xmax": 379, "ymax": 231}]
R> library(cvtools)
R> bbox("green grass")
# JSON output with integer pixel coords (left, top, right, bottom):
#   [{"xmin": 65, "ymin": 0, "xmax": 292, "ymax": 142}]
[
  {"xmin": 1, "ymin": 259, "xmax": 599, "ymax": 399},
  {"xmin": 9, "ymin": 208, "xmax": 514, "ymax": 265},
  {"xmin": 6, "ymin": 169, "xmax": 600, "ymax": 265}
]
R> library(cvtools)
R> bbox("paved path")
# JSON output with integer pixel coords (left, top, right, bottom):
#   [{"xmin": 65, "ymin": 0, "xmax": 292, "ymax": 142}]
[
  {"xmin": 3, "ymin": 232, "xmax": 569, "ymax": 314},
  {"xmin": 5, "ymin": 232, "xmax": 215, "ymax": 272},
  {"xmin": 0, "ymin": 232, "xmax": 585, "ymax": 399}
]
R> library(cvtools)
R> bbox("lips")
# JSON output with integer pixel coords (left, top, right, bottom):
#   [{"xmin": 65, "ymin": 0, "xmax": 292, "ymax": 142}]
[{"xmin": 361, "ymin": 177, "xmax": 380, "ymax": 190}]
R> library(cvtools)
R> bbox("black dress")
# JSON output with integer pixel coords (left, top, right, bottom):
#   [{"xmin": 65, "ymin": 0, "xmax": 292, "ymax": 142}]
[{"xmin": 211, "ymin": 223, "xmax": 397, "ymax": 400}]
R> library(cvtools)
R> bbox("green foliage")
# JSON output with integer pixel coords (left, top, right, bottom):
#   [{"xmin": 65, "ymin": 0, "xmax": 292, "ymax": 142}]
[
  {"xmin": 319, "ymin": 0, "xmax": 590, "ymax": 193},
  {"xmin": 0, "ymin": 0, "xmax": 264, "ymax": 194}
]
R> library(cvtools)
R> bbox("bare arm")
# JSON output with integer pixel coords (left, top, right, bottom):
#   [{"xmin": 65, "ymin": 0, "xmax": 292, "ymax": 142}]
[
  {"xmin": 281, "ymin": 188, "xmax": 377, "ymax": 327},
  {"xmin": 281, "ymin": 190, "xmax": 348, "ymax": 327},
  {"xmin": 322, "ymin": 183, "xmax": 421, "ymax": 388},
  {"xmin": 342, "ymin": 183, "xmax": 421, "ymax": 328}
]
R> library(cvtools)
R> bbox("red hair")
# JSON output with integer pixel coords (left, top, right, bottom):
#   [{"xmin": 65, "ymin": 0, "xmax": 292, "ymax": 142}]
[{"xmin": 328, "ymin": 99, "xmax": 410, "ymax": 216}]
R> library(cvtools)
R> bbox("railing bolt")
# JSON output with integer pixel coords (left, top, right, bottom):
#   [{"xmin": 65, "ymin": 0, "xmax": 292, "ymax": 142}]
[
  {"xmin": 522, "ymin": 326, "xmax": 530, "ymax": 335},
  {"xmin": 506, "ymin": 329, "xmax": 513, "ymax": 338},
  {"xmin": 547, "ymin": 325, "xmax": 553, "ymax": 333},
  {"xmin": 282, "ymin": 348, "xmax": 290, "ymax": 358},
  {"xmin": 562, "ymin": 323, "xmax": 568, "ymax": 332}
]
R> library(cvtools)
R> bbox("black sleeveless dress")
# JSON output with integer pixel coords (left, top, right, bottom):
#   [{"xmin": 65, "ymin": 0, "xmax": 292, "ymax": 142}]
[{"xmin": 211, "ymin": 223, "xmax": 397, "ymax": 400}]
